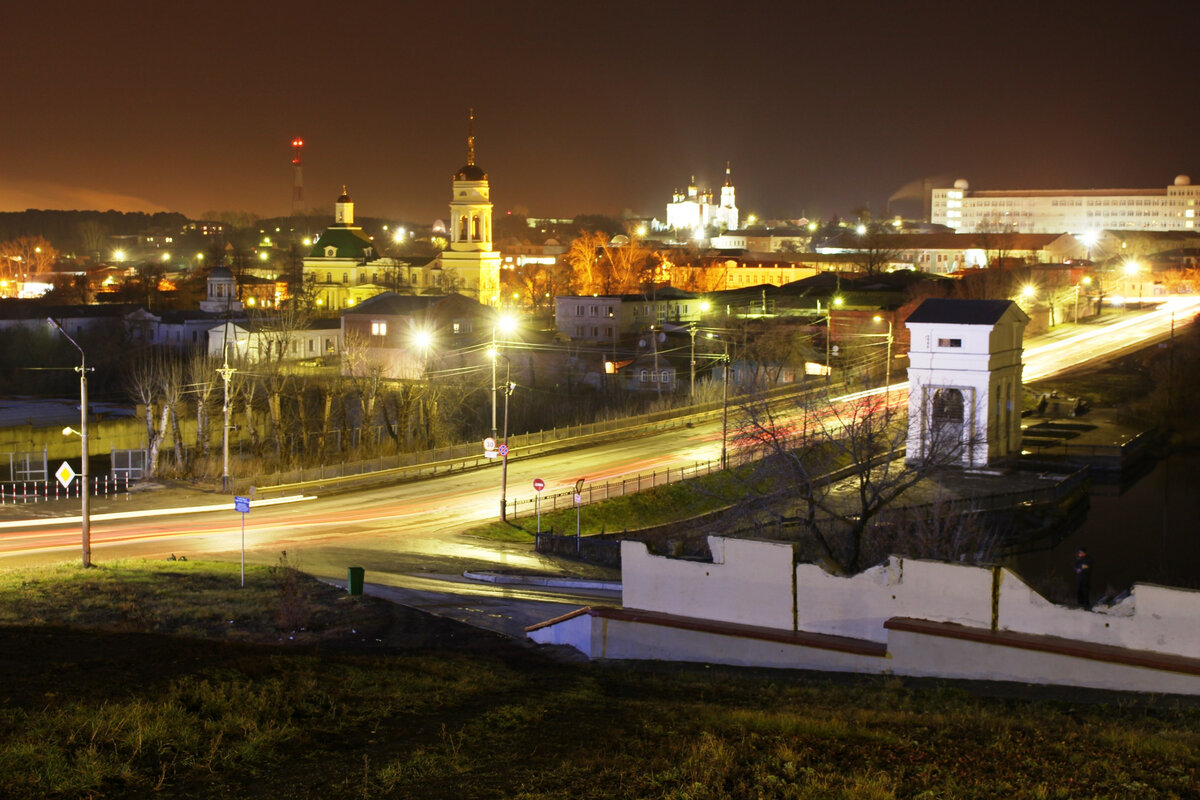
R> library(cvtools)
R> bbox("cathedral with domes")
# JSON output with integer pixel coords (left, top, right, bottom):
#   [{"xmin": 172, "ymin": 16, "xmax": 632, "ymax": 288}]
[{"xmin": 301, "ymin": 112, "xmax": 502, "ymax": 311}]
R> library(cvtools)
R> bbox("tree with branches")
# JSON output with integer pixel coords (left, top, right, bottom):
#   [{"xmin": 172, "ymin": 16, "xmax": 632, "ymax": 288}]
[{"xmin": 730, "ymin": 383, "xmax": 982, "ymax": 574}]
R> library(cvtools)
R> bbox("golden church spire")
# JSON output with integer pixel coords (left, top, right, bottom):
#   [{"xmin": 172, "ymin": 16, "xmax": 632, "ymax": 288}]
[{"xmin": 467, "ymin": 108, "xmax": 476, "ymax": 166}]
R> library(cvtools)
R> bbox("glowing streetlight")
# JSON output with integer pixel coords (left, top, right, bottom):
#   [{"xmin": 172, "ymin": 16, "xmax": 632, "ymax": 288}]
[
  {"xmin": 113, "ymin": 249, "xmax": 126, "ymax": 262},
  {"xmin": 490, "ymin": 313, "xmax": 518, "ymax": 438},
  {"xmin": 47, "ymin": 318, "xmax": 92, "ymax": 567},
  {"xmin": 856, "ymin": 223, "xmax": 867, "ymax": 235},
  {"xmin": 1021, "ymin": 284, "xmax": 1036, "ymax": 300},
  {"xmin": 872, "ymin": 315, "xmax": 894, "ymax": 397}
]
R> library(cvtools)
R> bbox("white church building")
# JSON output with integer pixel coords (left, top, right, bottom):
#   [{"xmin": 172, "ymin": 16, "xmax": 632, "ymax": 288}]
[
  {"xmin": 904, "ymin": 298, "xmax": 1029, "ymax": 467},
  {"xmin": 661, "ymin": 164, "xmax": 739, "ymax": 235}
]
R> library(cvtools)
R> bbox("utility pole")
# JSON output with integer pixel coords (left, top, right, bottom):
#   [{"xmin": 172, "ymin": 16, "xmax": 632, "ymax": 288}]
[
  {"xmin": 217, "ymin": 339, "xmax": 236, "ymax": 493},
  {"xmin": 721, "ymin": 342, "xmax": 730, "ymax": 470},
  {"xmin": 47, "ymin": 318, "xmax": 91, "ymax": 567},
  {"xmin": 688, "ymin": 324, "xmax": 697, "ymax": 400}
]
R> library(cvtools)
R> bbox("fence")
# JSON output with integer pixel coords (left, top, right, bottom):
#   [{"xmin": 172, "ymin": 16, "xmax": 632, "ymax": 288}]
[
  {"xmin": 505, "ymin": 459, "xmax": 723, "ymax": 521},
  {"xmin": 2, "ymin": 449, "xmax": 48, "ymax": 483},
  {"xmin": 1, "ymin": 475, "xmax": 133, "ymax": 504}
]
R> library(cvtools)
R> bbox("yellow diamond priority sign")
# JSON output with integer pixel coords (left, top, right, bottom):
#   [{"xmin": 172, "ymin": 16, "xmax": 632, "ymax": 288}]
[{"xmin": 55, "ymin": 461, "xmax": 76, "ymax": 488}]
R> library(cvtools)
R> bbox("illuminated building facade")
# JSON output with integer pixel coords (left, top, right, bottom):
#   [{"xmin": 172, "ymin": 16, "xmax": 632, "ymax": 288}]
[
  {"xmin": 664, "ymin": 164, "xmax": 739, "ymax": 233},
  {"xmin": 437, "ymin": 111, "xmax": 502, "ymax": 306},
  {"xmin": 931, "ymin": 176, "xmax": 1199, "ymax": 234}
]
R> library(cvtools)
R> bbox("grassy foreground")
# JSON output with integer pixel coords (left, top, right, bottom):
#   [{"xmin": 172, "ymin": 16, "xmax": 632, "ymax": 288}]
[{"xmin": 1, "ymin": 560, "xmax": 1199, "ymax": 799}]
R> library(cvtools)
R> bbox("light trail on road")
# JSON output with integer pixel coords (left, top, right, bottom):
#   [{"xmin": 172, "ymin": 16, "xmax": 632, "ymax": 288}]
[{"xmin": 1, "ymin": 301, "xmax": 1195, "ymax": 622}]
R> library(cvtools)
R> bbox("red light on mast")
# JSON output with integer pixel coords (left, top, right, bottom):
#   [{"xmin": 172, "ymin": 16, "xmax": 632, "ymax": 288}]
[{"xmin": 291, "ymin": 137, "xmax": 304, "ymax": 166}]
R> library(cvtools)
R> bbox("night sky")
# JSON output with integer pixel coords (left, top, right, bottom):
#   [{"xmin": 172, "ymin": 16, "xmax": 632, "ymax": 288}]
[{"xmin": 3, "ymin": 1, "xmax": 1195, "ymax": 225}]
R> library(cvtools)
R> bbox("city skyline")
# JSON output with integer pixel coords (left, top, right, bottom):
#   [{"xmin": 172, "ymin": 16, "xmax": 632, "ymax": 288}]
[{"xmin": 3, "ymin": 1, "xmax": 1196, "ymax": 225}]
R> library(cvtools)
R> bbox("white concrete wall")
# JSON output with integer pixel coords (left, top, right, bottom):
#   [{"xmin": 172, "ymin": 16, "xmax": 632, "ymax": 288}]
[
  {"xmin": 623, "ymin": 537, "xmax": 1200, "ymax": 659},
  {"xmin": 886, "ymin": 627, "xmax": 1200, "ymax": 695},
  {"xmin": 997, "ymin": 572, "xmax": 1200, "ymax": 660},
  {"xmin": 621, "ymin": 537, "xmax": 795, "ymax": 630},
  {"xmin": 794, "ymin": 557, "xmax": 994, "ymax": 643}
]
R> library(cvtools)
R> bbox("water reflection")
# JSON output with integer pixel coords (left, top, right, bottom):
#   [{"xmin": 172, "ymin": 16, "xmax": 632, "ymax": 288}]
[{"xmin": 1011, "ymin": 452, "xmax": 1200, "ymax": 603}]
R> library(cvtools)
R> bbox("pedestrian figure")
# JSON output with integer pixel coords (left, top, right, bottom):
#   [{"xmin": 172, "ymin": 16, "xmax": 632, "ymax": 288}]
[{"xmin": 1075, "ymin": 548, "xmax": 1092, "ymax": 608}]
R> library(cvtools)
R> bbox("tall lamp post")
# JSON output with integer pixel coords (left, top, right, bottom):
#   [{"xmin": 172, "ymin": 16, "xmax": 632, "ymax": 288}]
[
  {"xmin": 47, "ymin": 318, "xmax": 91, "ymax": 567},
  {"xmin": 490, "ymin": 313, "xmax": 517, "ymax": 439},
  {"xmin": 872, "ymin": 315, "xmax": 894, "ymax": 399},
  {"xmin": 217, "ymin": 330, "xmax": 237, "ymax": 493},
  {"xmin": 499, "ymin": 362, "xmax": 515, "ymax": 521}
]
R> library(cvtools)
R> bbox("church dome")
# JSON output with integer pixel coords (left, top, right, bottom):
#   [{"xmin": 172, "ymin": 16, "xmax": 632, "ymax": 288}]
[
  {"xmin": 454, "ymin": 164, "xmax": 488, "ymax": 181},
  {"xmin": 209, "ymin": 266, "xmax": 234, "ymax": 280},
  {"xmin": 337, "ymin": 189, "xmax": 352, "ymax": 203}
]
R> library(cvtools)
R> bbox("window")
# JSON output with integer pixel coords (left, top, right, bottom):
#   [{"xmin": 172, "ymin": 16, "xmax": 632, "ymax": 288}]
[
  {"xmin": 342, "ymin": 272, "xmax": 349, "ymax": 284},
  {"xmin": 640, "ymin": 369, "xmax": 649, "ymax": 382},
  {"xmin": 575, "ymin": 306, "xmax": 584, "ymax": 316},
  {"xmin": 308, "ymin": 340, "xmax": 315, "ymax": 352},
  {"xmin": 325, "ymin": 272, "xmax": 332, "ymax": 283},
  {"xmin": 660, "ymin": 370, "xmax": 670, "ymax": 384},
  {"xmin": 937, "ymin": 338, "xmax": 962, "ymax": 347},
  {"xmin": 371, "ymin": 321, "xmax": 387, "ymax": 336}
]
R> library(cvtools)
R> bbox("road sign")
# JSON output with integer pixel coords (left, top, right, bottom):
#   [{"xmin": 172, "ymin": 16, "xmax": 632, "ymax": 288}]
[
  {"xmin": 574, "ymin": 493, "xmax": 582, "ymax": 505},
  {"xmin": 498, "ymin": 443, "xmax": 509, "ymax": 457},
  {"xmin": 234, "ymin": 496, "xmax": 251, "ymax": 514},
  {"xmin": 55, "ymin": 462, "xmax": 76, "ymax": 488},
  {"xmin": 483, "ymin": 437, "xmax": 496, "ymax": 451},
  {"xmin": 533, "ymin": 478, "xmax": 545, "ymax": 492}
]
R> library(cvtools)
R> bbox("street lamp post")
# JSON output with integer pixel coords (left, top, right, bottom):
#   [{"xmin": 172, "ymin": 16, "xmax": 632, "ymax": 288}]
[
  {"xmin": 217, "ymin": 333, "xmax": 237, "ymax": 493},
  {"xmin": 688, "ymin": 324, "xmax": 698, "ymax": 400},
  {"xmin": 872, "ymin": 315, "xmax": 894, "ymax": 398},
  {"xmin": 499, "ymin": 370, "xmax": 515, "ymax": 521},
  {"xmin": 490, "ymin": 314, "xmax": 517, "ymax": 440},
  {"xmin": 720, "ymin": 341, "xmax": 730, "ymax": 470},
  {"xmin": 47, "ymin": 318, "xmax": 91, "ymax": 567}
]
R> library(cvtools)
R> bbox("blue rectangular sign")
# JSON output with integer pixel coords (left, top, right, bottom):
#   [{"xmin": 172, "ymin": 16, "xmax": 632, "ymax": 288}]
[{"xmin": 234, "ymin": 496, "xmax": 251, "ymax": 514}]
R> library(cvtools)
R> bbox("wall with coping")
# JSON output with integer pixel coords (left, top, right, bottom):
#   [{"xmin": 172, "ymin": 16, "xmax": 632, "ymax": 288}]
[
  {"xmin": 996, "ymin": 573, "xmax": 1200, "ymax": 660},
  {"xmin": 620, "ymin": 537, "xmax": 795, "ymax": 630},
  {"xmin": 621, "ymin": 536, "xmax": 1200, "ymax": 660},
  {"xmin": 793, "ymin": 557, "xmax": 993, "ymax": 643}
]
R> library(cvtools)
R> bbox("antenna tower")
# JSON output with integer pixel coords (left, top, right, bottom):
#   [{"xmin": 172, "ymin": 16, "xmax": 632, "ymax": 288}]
[{"xmin": 291, "ymin": 137, "xmax": 304, "ymax": 215}]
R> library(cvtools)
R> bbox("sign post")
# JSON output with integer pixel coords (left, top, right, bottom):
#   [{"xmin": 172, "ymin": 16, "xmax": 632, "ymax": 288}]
[
  {"xmin": 532, "ymin": 477, "xmax": 545, "ymax": 533},
  {"xmin": 234, "ymin": 495, "xmax": 250, "ymax": 587},
  {"xmin": 573, "ymin": 478, "xmax": 584, "ymax": 552}
]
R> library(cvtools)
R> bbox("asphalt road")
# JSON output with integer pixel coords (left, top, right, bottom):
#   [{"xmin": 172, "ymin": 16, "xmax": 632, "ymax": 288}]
[{"xmin": 2, "ymin": 300, "xmax": 1195, "ymax": 636}]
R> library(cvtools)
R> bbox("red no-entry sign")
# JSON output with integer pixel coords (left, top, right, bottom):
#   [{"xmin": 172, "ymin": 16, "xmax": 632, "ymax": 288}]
[{"xmin": 533, "ymin": 478, "xmax": 545, "ymax": 492}]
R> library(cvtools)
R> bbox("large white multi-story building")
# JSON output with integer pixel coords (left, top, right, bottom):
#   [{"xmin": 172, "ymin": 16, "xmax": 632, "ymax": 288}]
[{"xmin": 931, "ymin": 175, "xmax": 1199, "ymax": 234}]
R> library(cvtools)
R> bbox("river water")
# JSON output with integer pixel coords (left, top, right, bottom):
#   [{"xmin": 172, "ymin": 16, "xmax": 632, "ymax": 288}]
[{"xmin": 1011, "ymin": 451, "xmax": 1200, "ymax": 603}]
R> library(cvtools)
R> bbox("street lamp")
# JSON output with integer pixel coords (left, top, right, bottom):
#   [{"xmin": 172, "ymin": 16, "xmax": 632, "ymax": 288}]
[
  {"xmin": 1075, "ymin": 276, "xmax": 1092, "ymax": 322},
  {"xmin": 217, "ymin": 331, "xmax": 238, "ymax": 493},
  {"xmin": 47, "ymin": 318, "xmax": 92, "ymax": 567},
  {"xmin": 490, "ymin": 313, "xmax": 517, "ymax": 439},
  {"xmin": 872, "ymin": 315, "xmax": 894, "ymax": 398},
  {"xmin": 499, "ymin": 366, "xmax": 515, "ymax": 521},
  {"xmin": 1123, "ymin": 260, "xmax": 1141, "ymax": 303}
]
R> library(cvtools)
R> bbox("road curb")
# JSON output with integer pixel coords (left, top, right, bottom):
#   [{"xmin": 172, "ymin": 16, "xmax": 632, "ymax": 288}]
[{"xmin": 463, "ymin": 570, "xmax": 621, "ymax": 592}]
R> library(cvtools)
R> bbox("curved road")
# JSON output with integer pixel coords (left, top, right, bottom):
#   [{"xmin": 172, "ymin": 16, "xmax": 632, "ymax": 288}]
[{"xmin": 2, "ymin": 299, "xmax": 1195, "ymax": 634}]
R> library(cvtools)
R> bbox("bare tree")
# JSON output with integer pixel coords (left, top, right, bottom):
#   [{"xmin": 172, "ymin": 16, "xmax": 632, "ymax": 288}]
[
  {"xmin": 126, "ymin": 353, "xmax": 170, "ymax": 477},
  {"xmin": 731, "ymin": 385, "xmax": 975, "ymax": 574},
  {"xmin": 564, "ymin": 230, "xmax": 607, "ymax": 294},
  {"xmin": 0, "ymin": 235, "xmax": 57, "ymax": 279}
]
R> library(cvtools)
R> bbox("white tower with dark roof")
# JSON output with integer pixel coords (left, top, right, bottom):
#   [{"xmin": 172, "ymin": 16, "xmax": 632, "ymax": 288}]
[{"xmin": 439, "ymin": 109, "xmax": 501, "ymax": 304}]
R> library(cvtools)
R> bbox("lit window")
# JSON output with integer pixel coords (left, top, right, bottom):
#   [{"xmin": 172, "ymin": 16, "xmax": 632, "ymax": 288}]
[
  {"xmin": 937, "ymin": 338, "xmax": 962, "ymax": 348},
  {"xmin": 371, "ymin": 321, "xmax": 387, "ymax": 336}
]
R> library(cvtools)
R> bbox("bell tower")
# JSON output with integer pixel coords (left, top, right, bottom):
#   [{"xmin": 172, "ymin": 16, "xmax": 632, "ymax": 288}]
[{"xmin": 439, "ymin": 109, "xmax": 501, "ymax": 304}]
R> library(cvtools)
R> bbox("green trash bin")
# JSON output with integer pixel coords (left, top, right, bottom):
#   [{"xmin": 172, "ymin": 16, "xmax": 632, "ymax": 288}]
[{"xmin": 347, "ymin": 566, "xmax": 364, "ymax": 596}]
